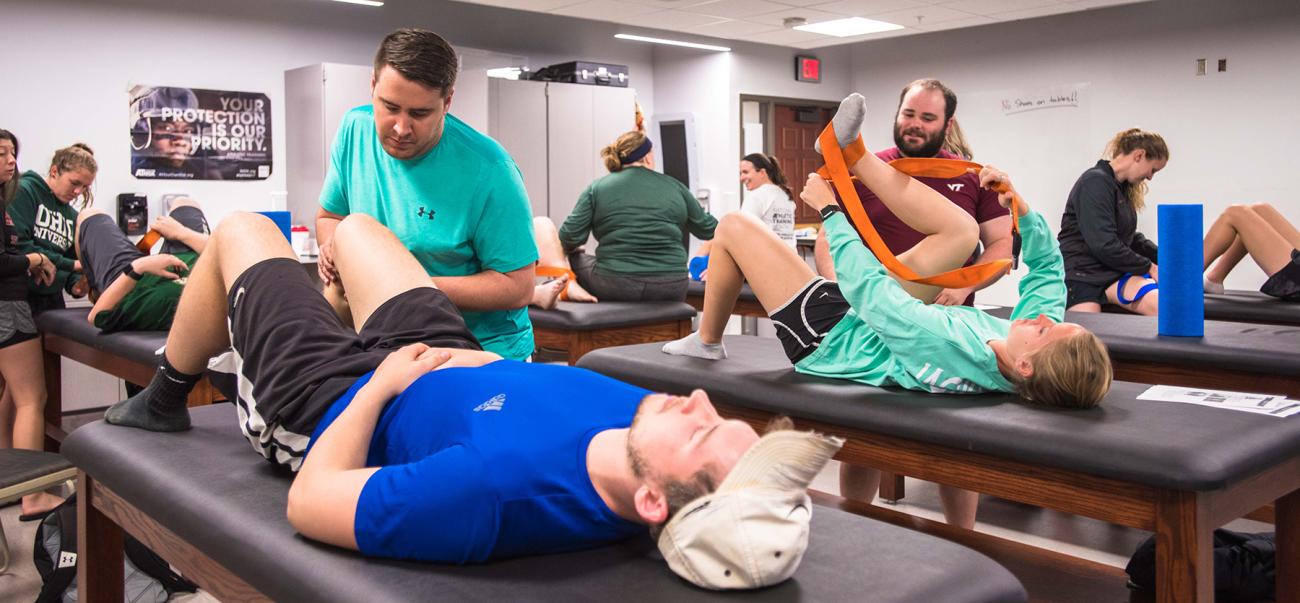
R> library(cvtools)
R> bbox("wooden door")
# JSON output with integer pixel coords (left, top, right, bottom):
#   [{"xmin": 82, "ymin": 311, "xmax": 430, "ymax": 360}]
[{"xmin": 772, "ymin": 105, "xmax": 832, "ymax": 224}]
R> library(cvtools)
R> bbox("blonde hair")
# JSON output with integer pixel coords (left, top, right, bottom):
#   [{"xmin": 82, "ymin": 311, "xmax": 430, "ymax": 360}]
[
  {"xmin": 1103, "ymin": 128, "xmax": 1168, "ymax": 212},
  {"xmin": 601, "ymin": 131, "xmax": 649, "ymax": 173},
  {"xmin": 1016, "ymin": 331, "xmax": 1113, "ymax": 409},
  {"xmin": 942, "ymin": 117, "xmax": 973, "ymax": 160},
  {"xmin": 49, "ymin": 143, "xmax": 98, "ymax": 208}
]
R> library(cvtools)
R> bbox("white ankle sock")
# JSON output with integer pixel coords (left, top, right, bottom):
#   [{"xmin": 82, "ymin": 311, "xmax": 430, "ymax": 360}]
[
  {"xmin": 814, "ymin": 93, "xmax": 867, "ymax": 154},
  {"xmin": 1204, "ymin": 277, "xmax": 1225, "ymax": 294},
  {"xmin": 662, "ymin": 332, "xmax": 727, "ymax": 360}
]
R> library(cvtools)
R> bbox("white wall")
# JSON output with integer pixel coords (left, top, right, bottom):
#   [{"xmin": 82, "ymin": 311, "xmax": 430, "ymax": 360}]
[
  {"xmin": 2, "ymin": 0, "xmax": 656, "ymax": 227},
  {"xmin": 847, "ymin": 0, "xmax": 1300, "ymax": 303}
]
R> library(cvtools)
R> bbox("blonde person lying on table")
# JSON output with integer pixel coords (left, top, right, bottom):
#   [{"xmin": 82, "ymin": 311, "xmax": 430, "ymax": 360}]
[{"xmin": 664, "ymin": 93, "xmax": 1112, "ymax": 529}]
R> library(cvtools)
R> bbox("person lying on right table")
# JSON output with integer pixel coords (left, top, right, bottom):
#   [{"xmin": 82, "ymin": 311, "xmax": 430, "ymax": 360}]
[
  {"xmin": 102, "ymin": 210, "xmax": 840, "ymax": 589},
  {"xmin": 663, "ymin": 93, "xmax": 1113, "ymax": 528}
]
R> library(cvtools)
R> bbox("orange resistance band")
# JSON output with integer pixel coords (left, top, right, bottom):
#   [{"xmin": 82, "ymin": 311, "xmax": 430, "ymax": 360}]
[
  {"xmin": 815, "ymin": 125, "xmax": 1021, "ymax": 289},
  {"xmin": 536, "ymin": 266, "xmax": 577, "ymax": 301},
  {"xmin": 136, "ymin": 229, "xmax": 162, "ymax": 253}
]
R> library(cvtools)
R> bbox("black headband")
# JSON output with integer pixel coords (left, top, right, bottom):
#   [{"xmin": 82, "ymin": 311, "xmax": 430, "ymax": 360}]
[{"xmin": 621, "ymin": 138, "xmax": 653, "ymax": 165}]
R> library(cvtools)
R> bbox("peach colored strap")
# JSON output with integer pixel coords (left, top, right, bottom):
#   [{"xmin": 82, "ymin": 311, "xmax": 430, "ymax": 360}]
[
  {"xmin": 536, "ymin": 266, "xmax": 577, "ymax": 301},
  {"xmin": 814, "ymin": 125, "xmax": 1016, "ymax": 288}
]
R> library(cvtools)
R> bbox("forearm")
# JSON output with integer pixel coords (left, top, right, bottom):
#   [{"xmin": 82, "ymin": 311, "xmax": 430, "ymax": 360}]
[
  {"xmin": 432, "ymin": 268, "xmax": 533, "ymax": 311},
  {"xmin": 316, "ymin": 211, "xmax": 343, "ymax": 246},
  {"xmin": 1011, "ymin": 211, "xmax": 1067, "ymax": 320},
  {"xmin": 968, "ymin": 235, "xmax": 1012, "ymax": 292},
  {"xmin": 0, "ymin": 253, "xmax": 33, "ymax": 278},
  {"xmin": 86, "ymin": 273, "xmax": 138, "ymax": 325},
  {"xmin": 171, "ymin": 228, "xmax": 209, "ymax": 254},
  {"xmin": 303, "ymin": 383, "xmax": 388, "ymax": 473}
]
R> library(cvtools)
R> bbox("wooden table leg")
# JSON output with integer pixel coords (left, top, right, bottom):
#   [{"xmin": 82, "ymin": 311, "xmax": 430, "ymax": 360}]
[
  {"xmin": 43, "ymin": 347, "xmax": 63, "ymax": 451},
  {"xmin": 77, "ymin": 472, "xmax": 124, "ymax": 603},
  {"xmin": 879, "ymin": 472, "xmax": 906, "ymax": 502},
  {"xmin": 1155, "ymin": 489, "xmax": 1213, "ymax": 603},
  {"xmin": 1278, "ymin": 488, "xmax": 1299, "ymax": 602}
]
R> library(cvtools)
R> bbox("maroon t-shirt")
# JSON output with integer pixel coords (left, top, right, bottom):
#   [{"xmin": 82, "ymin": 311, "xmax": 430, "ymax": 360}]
[{"xmin": 833, "ymin": 148, "xmax": 1009, "ymax": 303}]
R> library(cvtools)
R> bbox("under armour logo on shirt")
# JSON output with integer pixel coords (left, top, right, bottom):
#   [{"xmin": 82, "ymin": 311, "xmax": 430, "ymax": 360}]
[
  {"xmin": 417, "ymin": 207, "xmax": 436, "ymax": 221},
  {"xmin": 474, "ymin": 394, "xmax": 505, "ymax": 412}
]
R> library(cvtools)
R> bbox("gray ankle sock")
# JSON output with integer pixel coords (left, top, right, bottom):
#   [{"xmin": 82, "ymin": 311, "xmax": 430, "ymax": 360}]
[
  {"xmin": 662, "ymin": 332, "xmax": 727, "ymax": 360},
  {"xmin": 815, "ymin": 93, "xmax": 867, "ymax": 154},
  {"xmin": 104, "ymin": 361, "xmax": 195, "ymax": 432}
]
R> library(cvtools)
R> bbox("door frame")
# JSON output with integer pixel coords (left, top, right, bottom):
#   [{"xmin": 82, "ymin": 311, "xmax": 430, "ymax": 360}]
[{"xmin": 738, "ymin": 94, "xmax": 839, "ymax": 221}]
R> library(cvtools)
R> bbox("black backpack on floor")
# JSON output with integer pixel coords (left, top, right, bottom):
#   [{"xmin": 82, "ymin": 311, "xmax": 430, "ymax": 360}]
[
  {"xmin": 1126, "ymin": 528, "xmax": 1275, "ymax": 602},
  {"xmin": 31, "ymin": 493, "xmax": 198, "ymax": 603}
]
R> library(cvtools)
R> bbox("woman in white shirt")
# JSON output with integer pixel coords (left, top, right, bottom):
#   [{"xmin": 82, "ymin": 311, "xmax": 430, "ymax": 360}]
[{"xmin": 739, "ymin": 154, "xmax": 796, "ymax": 248}]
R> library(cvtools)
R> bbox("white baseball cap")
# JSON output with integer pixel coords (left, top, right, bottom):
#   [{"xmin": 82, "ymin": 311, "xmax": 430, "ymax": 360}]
[{"xmin": 657, "ymin": 430, "xmax": 844, "ymax": 590}]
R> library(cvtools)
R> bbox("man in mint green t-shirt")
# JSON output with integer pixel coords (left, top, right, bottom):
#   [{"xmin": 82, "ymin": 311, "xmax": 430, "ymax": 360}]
[{"xmin": 317, "ymin": 29, "xmax": 537, "ymax": 360}]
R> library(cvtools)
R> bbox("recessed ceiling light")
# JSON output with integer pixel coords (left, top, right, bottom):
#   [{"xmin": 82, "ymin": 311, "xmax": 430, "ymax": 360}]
[
  {"xmin": 330, "ymin": 0, "xmax": 384, "ymax": 6},
  {"xmin": 614, "ymin": 34, "xmax": 730, "ymax": 52},
  {"xmin": 794, "ymin": 17, "xmax": 901, "ymax": 37}
]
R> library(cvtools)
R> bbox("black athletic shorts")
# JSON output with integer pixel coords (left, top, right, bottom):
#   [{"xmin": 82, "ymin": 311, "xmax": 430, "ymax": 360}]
[
  {"xmin": 1261, "ymin": 249, "xmax": 1300, "ymax": 302},
  {"xmin": 770, "ymin": 277, "xmax": 850, "ymax": 364},
  {"xmin": 1065, "ymin": 279, "xmax": 1110, "ymax": 308},
  {"xmin": 79, "ymin": 205, "xmax": 209, "ymax": 293},
  {"xmin": 222, "ymin": 257, "xmax": 481, "ymax": 469}
]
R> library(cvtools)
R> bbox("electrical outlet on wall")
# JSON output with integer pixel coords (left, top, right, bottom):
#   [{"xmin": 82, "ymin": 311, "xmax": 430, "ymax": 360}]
[{"xmin": 1218, "ymin": 58, "xmax": 1228, "ymax": 72}]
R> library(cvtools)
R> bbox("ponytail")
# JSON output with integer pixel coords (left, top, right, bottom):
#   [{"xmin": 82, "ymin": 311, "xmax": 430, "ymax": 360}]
[{"xmin": 601, "ymin": 131, "xmax": 651, "ymax": 173}]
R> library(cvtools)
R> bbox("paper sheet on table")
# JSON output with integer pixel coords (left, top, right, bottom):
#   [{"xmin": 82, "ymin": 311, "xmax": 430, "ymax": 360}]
[{"xmin": 1137, "ymin": 385, "xmax": 1300, "ymax": 418}]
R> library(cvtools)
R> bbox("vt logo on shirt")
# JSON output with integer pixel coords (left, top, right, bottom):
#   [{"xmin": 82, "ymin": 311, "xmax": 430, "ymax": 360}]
[
  {"xmin": 947, "ymin": 184, "xmax": 964, "ymax": 192},
  {"xmin": 474, "ymin": 394, "xmax": 505, "ymax": 412},
  {"xmin": 416, "ymin": 206, "xmax": 436, "ymax": 221}
]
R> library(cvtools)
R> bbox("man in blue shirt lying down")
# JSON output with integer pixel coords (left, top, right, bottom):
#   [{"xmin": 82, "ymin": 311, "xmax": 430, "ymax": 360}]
[{"xmin": 104, "ymin": 211, "xmax": 842, "ymax": 590}]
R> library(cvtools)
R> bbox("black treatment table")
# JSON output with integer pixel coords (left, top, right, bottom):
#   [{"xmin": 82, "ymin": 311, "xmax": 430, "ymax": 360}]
[
  {"xmin": 529, "ymin": 300, "xmax": 695, "ymax": 365},
  {"xmin": 61, "ymin": 405, "xmax": 1027, "ymax": 603},
  {"xmin": 36, "ymin": 308, "xmax": 222, "ymax": 449},
  {"xmin": 577, "ymin": 336, "xmax": 1300, "ymax": 603}
]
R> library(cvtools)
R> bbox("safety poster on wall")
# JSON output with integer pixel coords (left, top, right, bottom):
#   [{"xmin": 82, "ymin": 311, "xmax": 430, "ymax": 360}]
[{"xmin": 128, "ymin": 84, "xmax": 272, "ymax": 180}]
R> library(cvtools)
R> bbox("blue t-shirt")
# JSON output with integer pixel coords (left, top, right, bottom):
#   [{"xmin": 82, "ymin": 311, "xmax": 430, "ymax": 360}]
[
  {"xmin": 309, "ymin": 361, "xmax": 647, "ymax": 563},
  {"xmin": 319, "ymin": 106, "xmax": 539, "ymax": 360}
]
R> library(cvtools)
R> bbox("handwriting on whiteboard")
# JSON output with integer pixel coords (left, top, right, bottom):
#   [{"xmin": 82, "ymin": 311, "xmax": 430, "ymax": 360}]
[{"xmin": 1000, "ymin": 87, "xmax": 1081, "ymax": 115}]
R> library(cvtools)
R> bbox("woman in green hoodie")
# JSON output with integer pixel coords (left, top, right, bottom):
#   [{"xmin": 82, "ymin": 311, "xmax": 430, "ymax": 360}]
[{"xmin": 9, "ymin": 142, "xmax": 97, "ymax": 314}]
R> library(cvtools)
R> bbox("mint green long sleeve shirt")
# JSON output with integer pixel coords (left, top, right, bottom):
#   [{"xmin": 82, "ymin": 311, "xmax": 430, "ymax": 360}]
[{"xmin": 795, "ymin": 209, "xmax": 1066, "ymax": 394}]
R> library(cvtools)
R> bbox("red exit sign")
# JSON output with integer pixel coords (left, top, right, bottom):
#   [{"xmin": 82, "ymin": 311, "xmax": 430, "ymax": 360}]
[{"xmin": 795, "ymin": 55, "xmax": 820, "ymax": 83}]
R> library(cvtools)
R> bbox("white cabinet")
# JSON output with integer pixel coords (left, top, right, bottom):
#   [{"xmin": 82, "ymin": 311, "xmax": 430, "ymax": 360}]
[
  {"xmin": 488, "ymin": 78, "xmax": 637, "ymax": 222},
  {"xmin": 284, "ymin": 63, "xmax": 373, "ymax": 237}
]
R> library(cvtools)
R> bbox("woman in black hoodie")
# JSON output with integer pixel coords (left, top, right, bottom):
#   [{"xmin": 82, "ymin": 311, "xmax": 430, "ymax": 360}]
[{"xmin": 0, "ymin": 129, "xmax": 62, "ymax": 517}]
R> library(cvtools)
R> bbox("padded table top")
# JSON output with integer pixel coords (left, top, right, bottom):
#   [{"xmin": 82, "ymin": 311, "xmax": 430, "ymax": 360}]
[
  {"xmin": 62, "ymin": 405, "xmax": 1025, "ymax": 603},
  {"xmin": 687, "ymin": 280, "xmax": 758, "ymax": 302},
  {"xmin": 529, "ymin": 300, "xmax": 696, "ymax": 330},
  {"xmin": 0, "ymin": 449, "xmax": 72, "ymax": 490},
  {"xmin": 578, "ymin": 337, "xmax": 1300, "ymax": 491},
  {"xmin": 1203, "ymin": 290, "xmax": 1300, "ymax": 326},
  {"xmin": 984, "ymin": 307, "xmax": 1300, "ymax": 376},
  {"xmin": 36, "ymin": 308, "xmax": 166, "ymax": 367}
]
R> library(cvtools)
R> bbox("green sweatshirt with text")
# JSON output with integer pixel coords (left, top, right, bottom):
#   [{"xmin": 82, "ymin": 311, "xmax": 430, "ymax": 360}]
[
  {"xmin": 796, "ymin": 209, "xmax": 1066, "ymax": 394},
  {"xmin": 8, "ymin": 171, "xmax": 80, "ymax": 296}
]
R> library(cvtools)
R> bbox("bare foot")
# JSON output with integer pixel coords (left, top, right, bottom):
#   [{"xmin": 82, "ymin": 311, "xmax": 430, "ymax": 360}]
[
  {"xmin": 22, "ymin": 491, "xmax": 64, "ymax": 517},
  {"xmin": 566, "ymin": 280, "xmax": 599, "ymax": 303},
  {"xmin": 531, "ymin": 276, "xmax": 567, "ymax": 310}
]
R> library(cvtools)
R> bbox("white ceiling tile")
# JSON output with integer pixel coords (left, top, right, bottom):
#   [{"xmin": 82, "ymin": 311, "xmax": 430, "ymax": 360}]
[
  {"xmin": 689, "ymin": 0, "xmax": 796, "ymax": 19},
  {"xmin": 751, "ymin": 27, "xmax": 835, "ymax": 44},
  {"xmin": 549, "ymin": 0, "xmax": 663, "ymax": 19},
  {"xmin": 867, "ymin": 4, "xmax": 978, "ymax": 27},
  {"xmin": 988, "ymin": 3, "xmax": 1079, "ymax": 21},
  {"xmin": 789, "ymin": 25, "xmax": 914, "ymax": 47},
  {"xmin": 607, "ymin": 0, "xmax": 721, "ymax": 11},
  {"xmin": 800, "ymin": 0, "xmax": 928, "ymax": 16},
  {"xmin": 1065, "ymin": 0, "xmax": 1149, "ymax": 8},
  {"xmin": 937, "ymin": 0, "xmax": 1058, "ymax": 17},
  {"xmin": 626, "ymin": 9, "xmax": 734, "ymax": 28},
  {"xmin": 468, "ymin": 0, "xmax": 588, "ymax": 12},
  {"xmin": 911, "ymin": 13, "xmax": 994, "ymax": 30},
  {"xmin": 747, "ymin": 6, "xmax": 850, "ymax": 26},
  {"xmin": 691, "ymin": 19, "xmax": 785, "ymax": 36}
]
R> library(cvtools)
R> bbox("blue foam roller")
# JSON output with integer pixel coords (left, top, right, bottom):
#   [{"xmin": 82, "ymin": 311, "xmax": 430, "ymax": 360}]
[
  {"xmin": 1157, "ymin": 204, "xmax": 1203, "ymax": 337},
  {"xmin": 255, "ymin": 210, "xmax": 292, "ymax": 242},
  {"xmin": 689, "ymin": 255, "xmax": 709, "ymax": 281}
]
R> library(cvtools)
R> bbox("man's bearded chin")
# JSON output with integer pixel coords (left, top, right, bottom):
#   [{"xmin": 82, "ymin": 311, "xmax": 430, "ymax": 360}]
[{"xmin": 894, "ymin": 122, "xmax": 948, "ymax": 158}]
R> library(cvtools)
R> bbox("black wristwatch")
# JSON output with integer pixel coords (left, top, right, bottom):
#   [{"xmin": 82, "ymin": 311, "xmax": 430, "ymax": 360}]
[
  {"xmin": 819, "ymin": 204, "xmax": 843, "ymax": 221},
  {"xmin": 123, "ymin": 265, "xmax": 143, "ymax": 281}
]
